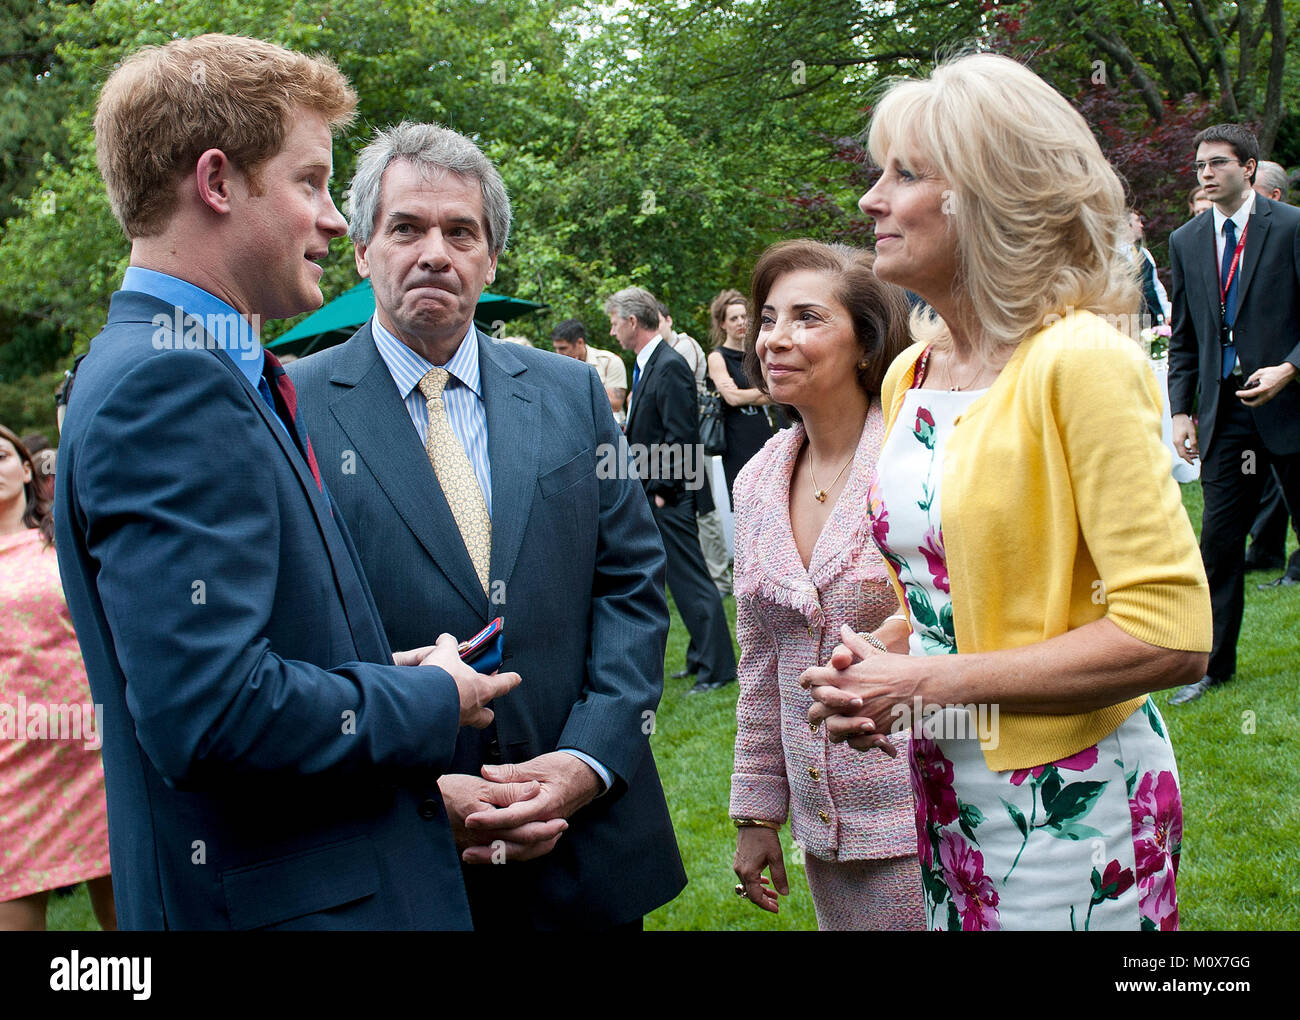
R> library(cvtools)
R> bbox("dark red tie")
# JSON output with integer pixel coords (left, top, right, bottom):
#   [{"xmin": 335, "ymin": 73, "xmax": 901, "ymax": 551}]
[{"xmin": 263, "ymin": 351, "xmax": 324, "ymax": 494}]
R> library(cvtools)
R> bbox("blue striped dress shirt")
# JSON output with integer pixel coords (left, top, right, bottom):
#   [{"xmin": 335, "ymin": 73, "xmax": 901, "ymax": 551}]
[{"xmin": 371, "ymin": 316, "xmax": 493, "ymax": 517}]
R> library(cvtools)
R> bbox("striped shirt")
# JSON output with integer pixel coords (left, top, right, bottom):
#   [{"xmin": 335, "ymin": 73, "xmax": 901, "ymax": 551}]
[{"xmin": 371, "ymin": 316, "xmax": 493, "ymax": 517}]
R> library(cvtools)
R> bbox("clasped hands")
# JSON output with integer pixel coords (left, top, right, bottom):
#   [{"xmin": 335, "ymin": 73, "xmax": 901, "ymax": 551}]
[
  {"xmin": 799, "ymin": 624, "xmax": 918, "ymax": 755},
  {"xmin": 392, "ymin": 635, "xmax": 601, "ymax": 864}
]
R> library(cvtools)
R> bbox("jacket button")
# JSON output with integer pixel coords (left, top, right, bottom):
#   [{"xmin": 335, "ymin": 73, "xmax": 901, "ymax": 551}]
[
  {"xmin": 418, "ymin": 798, "xmax": 439, "ymax": 819},
  {"xmin": 819, "ymin": 810, "xmax": 830, "ymax": 824},
  {"xmin": 808, "ymin": 767, "xmax": 820, "ymax": 780},
  {"xmin": 487, "ymin": 739, "xmax": 501, "ymax": 762}
]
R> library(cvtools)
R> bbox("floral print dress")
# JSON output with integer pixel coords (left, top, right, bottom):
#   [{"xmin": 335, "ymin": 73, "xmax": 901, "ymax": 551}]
[{"xmin": 867, "ymin": 358, "xmax": 1183, "ymax": 931}]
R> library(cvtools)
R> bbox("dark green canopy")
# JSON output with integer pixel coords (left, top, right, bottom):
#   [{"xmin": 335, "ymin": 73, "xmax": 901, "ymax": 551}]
[{"xmin": 267, "ymin": 279, "xmax": 547, "ymax": 356}]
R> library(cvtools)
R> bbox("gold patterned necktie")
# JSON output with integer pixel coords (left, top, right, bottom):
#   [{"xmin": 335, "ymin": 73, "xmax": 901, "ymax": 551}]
[{"xmin": 417, "ymin": 367, "xmax": 491, "ymax": 594}]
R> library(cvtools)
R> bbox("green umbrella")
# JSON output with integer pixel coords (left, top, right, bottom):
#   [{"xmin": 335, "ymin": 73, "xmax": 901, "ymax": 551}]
[{"xmin": 267, "ymin": 279, "xmax": 547, "ymax": 356}]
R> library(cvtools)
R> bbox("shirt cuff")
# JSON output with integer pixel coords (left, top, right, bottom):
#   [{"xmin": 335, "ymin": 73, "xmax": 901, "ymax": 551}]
[{"xmin": 559, "ymin": 748, "xmax": 611, "ymax": 793}]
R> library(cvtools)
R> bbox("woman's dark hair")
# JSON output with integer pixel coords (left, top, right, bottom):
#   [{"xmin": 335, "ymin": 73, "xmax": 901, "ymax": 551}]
[
  {"xmin": 742, "ymin": 240, "xmax": 912, "ymax": 423},
  {"xmin": 708, "ymin": 288, "xmax": 748, "ymax": 348},
  {"xmin": 0, "ymin": 424, "xmax": 54, "ymax": 545}
]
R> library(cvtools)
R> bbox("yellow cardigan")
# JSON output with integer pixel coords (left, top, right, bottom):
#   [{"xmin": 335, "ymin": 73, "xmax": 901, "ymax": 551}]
[{"xmin": 877, "ymin": 310, "xmax": 1212, "ymax": 771}]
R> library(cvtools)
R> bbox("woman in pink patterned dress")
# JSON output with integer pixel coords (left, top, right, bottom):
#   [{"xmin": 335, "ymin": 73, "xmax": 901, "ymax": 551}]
[
  {"xmin": 729, "ymin": 241, "xmax": 920, "ymax": 929},
  {"xmin": 0, "ymin": 424, "xmax": 114, "ymax": 930}
]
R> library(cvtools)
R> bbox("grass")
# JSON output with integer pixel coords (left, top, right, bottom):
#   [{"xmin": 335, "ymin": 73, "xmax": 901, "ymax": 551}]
[{"xmin": 46, "ymin": 484, "xmax": 1299, "ymax": 931}]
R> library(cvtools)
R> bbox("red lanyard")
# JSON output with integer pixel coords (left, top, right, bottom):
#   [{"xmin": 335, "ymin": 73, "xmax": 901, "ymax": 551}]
[{"xmin": 1219, "ymin": 222, "xmax": 1248, "ymax": 305}]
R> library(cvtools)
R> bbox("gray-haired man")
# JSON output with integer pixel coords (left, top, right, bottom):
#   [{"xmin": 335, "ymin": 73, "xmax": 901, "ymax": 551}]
[{"xmin": 290, "ymin": 122, "xmax": 685, "ymax": 929}]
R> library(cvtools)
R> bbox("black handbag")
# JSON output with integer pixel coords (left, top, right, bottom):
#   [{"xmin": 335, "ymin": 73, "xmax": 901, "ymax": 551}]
[{"xmin": 699, "ymin": 385, "xmax": 727, "ymax": 456}]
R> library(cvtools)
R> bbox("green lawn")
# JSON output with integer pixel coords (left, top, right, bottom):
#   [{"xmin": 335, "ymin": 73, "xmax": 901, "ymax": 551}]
[{"xmin": 47, "ymin": 483, "xmax": 1299, "ymax": 931}]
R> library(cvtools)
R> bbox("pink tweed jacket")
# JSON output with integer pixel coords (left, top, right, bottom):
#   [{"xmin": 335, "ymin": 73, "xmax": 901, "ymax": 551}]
[{"xmin": 729, "ymin": 403, "xmax": 917, "ymax": 862}]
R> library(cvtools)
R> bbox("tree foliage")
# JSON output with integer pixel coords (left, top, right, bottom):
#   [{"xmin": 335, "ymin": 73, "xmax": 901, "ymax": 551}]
[{"xmin": 0, "ymin": 0, "xmax": 1296, "ymax": 437}]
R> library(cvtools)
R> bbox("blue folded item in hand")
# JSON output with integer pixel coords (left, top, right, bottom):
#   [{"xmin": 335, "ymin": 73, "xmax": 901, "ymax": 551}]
[{"xmin": 458, "ymin": 617, "xmax": 504, "ymax": 674}]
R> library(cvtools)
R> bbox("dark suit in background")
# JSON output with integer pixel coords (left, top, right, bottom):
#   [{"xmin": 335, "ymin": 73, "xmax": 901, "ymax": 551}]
[
  {"xmin": 625, "ymin": 339, "xmax": 737, "ymax": 689},
  {"xmin": 56, "ymin": 292, "xmax": 471, "ymax": 929},
  {"xmin": 1168, "ymin": 192, "xmax": 1300, "ymax": 680},
  {"xmin": 290, "ymin": 323, "xmax": 686, "ymax": 929}
]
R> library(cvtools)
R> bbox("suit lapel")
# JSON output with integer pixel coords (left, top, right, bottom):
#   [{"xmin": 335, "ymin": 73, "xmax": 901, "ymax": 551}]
[
  {"xmin": 203, "ymin": 340, "xmax": 383, "ymax": 659},
  {"xmin": 478, "ymin": 331, "xmax": 540, "ymax": 593},
  {"xmin": 327, "ymin": 326, "xmax": 488, "ymax": 616},
  {"xmin": 627, "ymin": 340, "xmax": 666, "ymax": 431},
  {"xmin": 105, "ymin": 291, "xmax": 388, "ymax": 659},
  {"xmin": 1190, "ymin": 212, "xmax": 1221, "ymax": 321},
  {"xmin": 1234, "ymin": 196, "xmax": 1271, "ymax": 310}
]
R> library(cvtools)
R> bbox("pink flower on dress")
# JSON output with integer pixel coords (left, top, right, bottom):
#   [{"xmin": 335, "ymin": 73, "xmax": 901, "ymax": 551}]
[
  {"xmin": 867, "ymin": 480, "xmax": 889, "ymax": 545},
  {"xmin": 1009, "ymin": 746, "xmax": 1099, "ymax": 786},
  {"xmin": 938, "ymin": 830, "xmax": 1001, "ymax": 931},
  {"xmin": 1097, "ymin": 858, "xmax": 1135, "ymax": 901},
  {"xmin": 910, "ymin": 733, "xmax": 959, "ymax": 828},
  {"xmin": 1129, "ymin": 769, "xmax": 1182, "ymax": 931},
  {"xmin": 913, "ymin": 407, "xmax": 936, "ymax": 449},
  {"xmin": 919, "ymin": 525, "xmax": 949, "ymax": 593}
]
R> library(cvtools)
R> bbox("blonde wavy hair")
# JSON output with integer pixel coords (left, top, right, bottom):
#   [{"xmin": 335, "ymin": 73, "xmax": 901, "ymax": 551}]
[{"xmin": 867, "ymin": 53, "xmax": 1138, "ymax": 359}]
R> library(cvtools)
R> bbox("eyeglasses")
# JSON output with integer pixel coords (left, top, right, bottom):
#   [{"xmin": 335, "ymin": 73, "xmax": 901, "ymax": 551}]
[{"xmin": 1194, "ymin": 157, "xmax": 1241, "ymax": 174}]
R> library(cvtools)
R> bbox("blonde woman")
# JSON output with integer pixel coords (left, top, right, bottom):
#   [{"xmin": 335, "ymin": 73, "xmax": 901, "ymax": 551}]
[
  {"xmin": 706, "ymin": 289, "xmax": 773, "ymax": 499},
  {"xmin": 803, "ymin": 54, "xmax": 1211, "ymax": 931}
]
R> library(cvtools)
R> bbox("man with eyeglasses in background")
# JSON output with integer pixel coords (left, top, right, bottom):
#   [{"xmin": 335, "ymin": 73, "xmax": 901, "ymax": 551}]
[{"xmin": 1167, "ymin": 125, "xmax": 1300, "ymax": 704}]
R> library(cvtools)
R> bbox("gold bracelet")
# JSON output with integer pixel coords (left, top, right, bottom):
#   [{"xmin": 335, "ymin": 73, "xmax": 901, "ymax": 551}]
[
  {"xmin": 733, "ymin": 818, "xmax": 781, "ymax": 830},
  {"xmin": 859, "ymin": 631, "xmax": 888, "ymax": 654}
]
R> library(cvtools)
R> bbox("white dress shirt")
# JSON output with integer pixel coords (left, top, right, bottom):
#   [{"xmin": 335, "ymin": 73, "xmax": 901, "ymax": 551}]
[{"xmin": 1212, "ymin": 189, "xmax": 1254, "ymax": 268}]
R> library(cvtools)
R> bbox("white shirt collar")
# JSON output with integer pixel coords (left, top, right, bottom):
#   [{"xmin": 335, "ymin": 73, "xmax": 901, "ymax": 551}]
[
  {"xmin": 1212, "ymin": 188, "xmax": 1254, "ymax": 238},
  {"xmin": 371, "ymin": 315, "xmax": 480, "ymax": 401},
  {"xmin": 634, "ymin": 334, "xmax": 663, "ymax": 372}
]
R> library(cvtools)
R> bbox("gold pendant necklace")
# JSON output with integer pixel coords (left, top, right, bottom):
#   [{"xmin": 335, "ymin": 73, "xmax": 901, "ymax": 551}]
[
  {"xmin": 808, "ymin": 447, "xmax": 854, "ymax": 503},
  {"xmin": 946, "ymin": 354, "xmax": 987, "ymax": 392}
]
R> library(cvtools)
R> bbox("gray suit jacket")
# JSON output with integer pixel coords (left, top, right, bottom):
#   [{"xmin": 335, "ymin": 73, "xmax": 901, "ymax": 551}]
[{"xmin": 289, "ymin": 323, "xmax": 686, "ymax": 927}]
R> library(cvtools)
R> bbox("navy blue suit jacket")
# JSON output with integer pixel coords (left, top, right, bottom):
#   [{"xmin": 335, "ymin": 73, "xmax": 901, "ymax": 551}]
[
  {"xmin": 1168, "ymin": 194, "xmax": 1300, "ymax": 456},
  {"xmin": 54, "ymin": 291, "xmax": 472, "ymax": 930},
  {"xmin": 289, "ymin": 324, "xmax": 687, "ymax": 928}
]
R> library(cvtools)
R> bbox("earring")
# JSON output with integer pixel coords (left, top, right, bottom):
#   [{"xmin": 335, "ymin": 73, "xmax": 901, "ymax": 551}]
[{"xmin": 857, "ymin": 360, "xmax": 869, "ymax": 370}]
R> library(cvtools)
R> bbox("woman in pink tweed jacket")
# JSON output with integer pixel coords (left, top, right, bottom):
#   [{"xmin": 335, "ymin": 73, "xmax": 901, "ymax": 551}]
[{"xmin": 729, "ymin": 240, "xmax": 922, "ymax": 930}]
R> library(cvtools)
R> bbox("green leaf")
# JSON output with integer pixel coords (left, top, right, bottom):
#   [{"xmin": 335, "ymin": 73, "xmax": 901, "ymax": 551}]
[
  {"xmin": 1043, "ymin": 780, "xmax": 1109, "ymax": 825},
  {"xmin": 947, "ymin": 899, "xmax": 961, "ymax": 931},
  {"xmin": 957, "ymin": 801, "xmax": 985, "ymax": 844},
  {"xmin": 938, "ymin": 600, "xmax": 955, "ymax": 640},
  {"xmin": 1046, "ymin": 820, "xmax": 1105, "ymax": 841},
  {"xmin": 1001, "ymin": 797, "xmax": 1029, "ymax": 839},
  {"xmin": 907, "ymin": 588, "xmax": 938, "ymax": 627},
  {"xmin": 1040, "ymin": 767, "xmax": 1063, "ymax": 811},
  {"xmin": 922, "ymin": 864, "xmax": 949, "ymax": 905},
  {"xmin": 1143, "ymin": 698, "xmax": 1166, "ymax": 738}
]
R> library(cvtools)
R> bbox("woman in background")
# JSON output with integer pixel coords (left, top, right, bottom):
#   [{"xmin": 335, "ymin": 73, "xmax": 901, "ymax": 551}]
[
  {"xmin": 0, "ymin": 423, "xmax": 114, "ymax": 930},
  {"xmin": 706, "ymin": 289, "xmax": 773, "ymax": 501}
]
